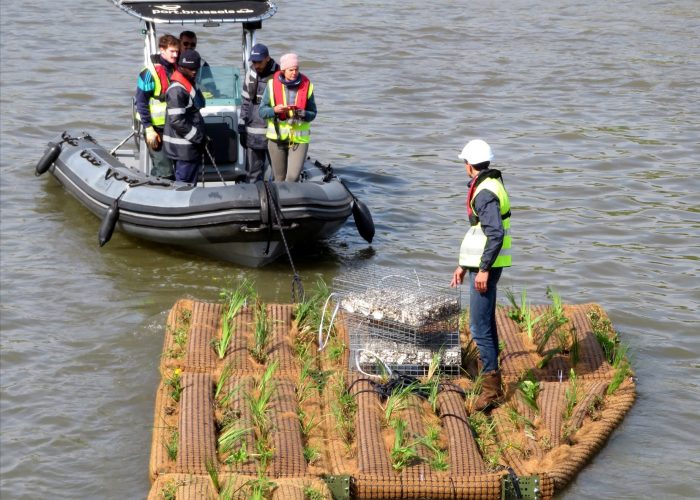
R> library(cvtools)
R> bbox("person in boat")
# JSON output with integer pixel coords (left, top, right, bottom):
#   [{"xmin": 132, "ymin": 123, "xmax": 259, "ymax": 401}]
[
  {"xmin": 259, "ymin": 53, "xmax": 317, "ymax": 182},
  {"xmin": 163, "ymin": 50, "xmax": 207, "ymax": 184},
  {"xmin": 450, "ymin": 139, "xmax": 512, "ymax": 412},
  {"xmin": 178, "ymin": 30, "xmax": 217, "ymax": 98},
  {"xmin": 238, "ymin": 43, "xmax": 280, "ymax": 183},
  {"xmin": 135, "ymin": 34, "xmax": 179, "ymax": 179}
]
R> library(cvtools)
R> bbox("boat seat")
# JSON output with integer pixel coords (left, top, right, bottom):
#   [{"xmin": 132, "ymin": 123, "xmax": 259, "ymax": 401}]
[{"xmin": 203, "ymin": 122, "xmax": 237, "ymax": 166}]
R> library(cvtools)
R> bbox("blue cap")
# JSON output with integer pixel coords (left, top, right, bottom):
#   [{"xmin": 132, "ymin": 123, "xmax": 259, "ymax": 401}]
[{"xmin": 249, "ymin": 43, "xmax": 269, "ymax": 62}]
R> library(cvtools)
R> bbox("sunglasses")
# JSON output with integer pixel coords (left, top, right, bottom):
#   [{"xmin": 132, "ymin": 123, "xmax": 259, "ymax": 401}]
[{"xmin": 182, "ymin": 41, "xmax": 197, "ymax": 48}]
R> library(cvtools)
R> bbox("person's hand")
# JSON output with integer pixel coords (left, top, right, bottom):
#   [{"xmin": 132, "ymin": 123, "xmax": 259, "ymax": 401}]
[
  {"xmin": 474, "ymin": 270, "xmax": 489, "ymax": 293},
  {"xmin": 450, "ymin": 266, "xmax": 466, "ymax": 288},
  {"xmin": 145, "ymin": 127, "xmax": 160, "ymax": 150},
  {"xmin": 294, "ymin": 109, "xmax": 306, "ymax": 119},
  {"xmin": 273, "ymin": 104, "xmax": 288, "ymax": 114}
]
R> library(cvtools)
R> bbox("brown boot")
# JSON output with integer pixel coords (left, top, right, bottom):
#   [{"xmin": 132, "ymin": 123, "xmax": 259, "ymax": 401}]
[{"xmin": 473, "ymin": 370, "xmax": 503, "ymax": 412}]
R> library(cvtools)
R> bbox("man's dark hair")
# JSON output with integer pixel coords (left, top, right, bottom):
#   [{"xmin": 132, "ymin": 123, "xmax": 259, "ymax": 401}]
[{"xmin": 179, "ymin": 30, "xmax": 197, "ymax": 40}]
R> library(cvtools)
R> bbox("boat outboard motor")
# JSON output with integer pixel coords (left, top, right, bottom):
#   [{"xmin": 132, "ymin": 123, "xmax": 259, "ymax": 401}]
[
  {"xmin": 99, "ymin": 190, "xmax": 127, "ymax": 247},
  {"xmin": 35, "ymin": 142, "xmax": 62, "ymax": 176}
]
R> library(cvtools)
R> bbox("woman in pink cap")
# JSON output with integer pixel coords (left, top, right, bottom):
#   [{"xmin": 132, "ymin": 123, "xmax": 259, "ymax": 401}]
[{"xmin": 259, "ymin": 53, "xmax": 317, "ymax": 182}]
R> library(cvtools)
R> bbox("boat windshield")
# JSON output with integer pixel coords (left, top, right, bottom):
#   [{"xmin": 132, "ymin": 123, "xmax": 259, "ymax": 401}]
[{"xmin": 198, "ymin": 65, "xmax": 242, "ymax": 105}]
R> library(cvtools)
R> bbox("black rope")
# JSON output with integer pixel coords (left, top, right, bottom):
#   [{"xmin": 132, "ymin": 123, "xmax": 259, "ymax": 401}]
[{"xmin": 263, "ymin": 181, "xmax": 304, "ymax": 302}]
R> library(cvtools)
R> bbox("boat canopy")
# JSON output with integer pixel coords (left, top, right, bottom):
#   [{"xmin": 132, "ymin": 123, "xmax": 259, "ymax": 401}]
[{"xmin": 111, "ymin": 0, "xmax": 277, "ymax": 24}]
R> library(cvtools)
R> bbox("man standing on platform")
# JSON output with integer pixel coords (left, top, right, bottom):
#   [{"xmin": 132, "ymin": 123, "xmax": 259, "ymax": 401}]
[{"xmin": 450, "ymin": 139, "xmax": 512, "ymax": 411}]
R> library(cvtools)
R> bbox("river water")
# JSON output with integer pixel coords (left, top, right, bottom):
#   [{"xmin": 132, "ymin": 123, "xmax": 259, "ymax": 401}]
[{"xmin": 1, "ymin": 0, "xmax": 698, "ymax": 498}]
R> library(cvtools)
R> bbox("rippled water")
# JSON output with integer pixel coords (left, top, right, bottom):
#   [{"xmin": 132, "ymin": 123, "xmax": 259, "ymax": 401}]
[{"xmin": 1, "ymin": 0, "xmax": 699, "ymax": 498}]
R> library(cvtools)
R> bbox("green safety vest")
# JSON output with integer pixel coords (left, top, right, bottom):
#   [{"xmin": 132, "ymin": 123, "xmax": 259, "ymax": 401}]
[
  {"xmin": 135, "ymin": 62, "xmax": 169, "ymax": 127},
  {"xmin": 459, "ymin": 177, "xmax": 512, "ymax": 268},
  {"xmin": 265, "ymin": 78, "xmax": 313, "ymax": 144}
]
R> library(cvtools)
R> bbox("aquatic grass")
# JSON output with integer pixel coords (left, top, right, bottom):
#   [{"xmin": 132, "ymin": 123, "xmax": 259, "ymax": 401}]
[
  {"xmin": 461, "ymin": 339, "xmax": 480, "ymax": 377},
  {"xmin": 248, "ymin": 472, "xmax": 276, "ymax": 500},
  {"xmin": 294, "ymin": 278, "xmax": 331, "ymax": 339},
  {"xmin": 564, "ymin": 369, "xmax": 579, "ymax": 420},
  {"xmin": 421, "ymin": 424, "xmax": 449, "ymax": 471},
  {"xmin": 205, "ymin": 458, "xmax": 220, "ymax": 491},
  {"xmin": 518, "ymin": 374, "xmax": 540, "ymax": 414},
  {"xmin": 215, "ymin": 363, "xmax": 234, "ymax": 401},
  {"xmin": 213, "ymin": 280, "xmax": 252, "ymax": 359},
  {"xmin": 303, "ymin": 444, "xmax": 321, "ymax": 464},
  {"xmin": 607, "ymin": 343, "xmax": 631, "ymax": 395},
  {"xmin": 164, "ymin": 368, "xmax": 183, "ymax": 403},
  {"xmin": 164, "ymin": 428, "xmax": 178, "ymax": 461},
  {"xmin": 588, "ymin": 307, "xmax": 618, "ymax": 362},
  {"xmin": 224, "ymin": 440, "xmax": 250, "ymax": 465},
  {"xmin": 390, "ymin": 419, "xmax": 423, "ymax": 471},
  {"xmin": 218, "ymin": 475, "xmax": 242, "ymax": 500},
  {"xmin": 254, "ymin": 438, "xmax": 274, "ymax": 472},
  {"xmin": 384, "ymin": 382, "xmax": 417, "ymax": 423},
  {"xmin": 166, "ymin": 308, "xmax": 192, "ymax": 359},
  {"xmin": 250, "ymin": 300, "xmax": 271, "ymax": 363},
  {"xmin": 162, "ymin": 479, "xmax": 185, "ymax": 500},
  {"xmin": 504, "ymin": 288, "xmax": 527, "ymax": 325},
  {"xmin": 467, "ymin": 412, "xmax": 501, "ymax": 470},
  {"xmin": 329, "ymin": 374, "xmax": 356, "ymax": 447},
  {"xmin": 569, "ymin": 326, "xmax": 580, "ymax": 367},
  {"xmin": 219, "ymin": 424, "xmax": 252, "ymax": 457},
  {"xmin": 247, "ymin": 360, "xmax": 278, "ymax": 437},
  {"xmin": 304, "ymin": 485, "xmax": 327, "ymax": 500}
]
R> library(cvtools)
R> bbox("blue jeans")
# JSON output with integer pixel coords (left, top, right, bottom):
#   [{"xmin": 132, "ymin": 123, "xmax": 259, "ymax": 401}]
[
  {"xmin": 468, "ymin": 267, "xmax": 503, "ymax": 373},
  {"xmin": 174, "ymin": 159, "xmax": 202, "ymax": 184}
]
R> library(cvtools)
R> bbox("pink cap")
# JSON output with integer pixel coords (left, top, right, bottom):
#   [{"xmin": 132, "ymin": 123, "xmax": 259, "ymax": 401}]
[{"xmin": 280, "ymin": 53, "xmax": 299, "ymax": 70}]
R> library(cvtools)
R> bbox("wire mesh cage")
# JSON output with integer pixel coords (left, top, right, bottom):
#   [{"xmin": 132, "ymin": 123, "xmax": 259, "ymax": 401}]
[{"xmin": 332, "ymin": 268, "xmax": 462, "ymax": 377}]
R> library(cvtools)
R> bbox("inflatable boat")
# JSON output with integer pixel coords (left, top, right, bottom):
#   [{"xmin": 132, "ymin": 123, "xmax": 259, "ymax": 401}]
[{"xmin": 35, "ymin": 1, "xmax": 373, "ymax": 267}]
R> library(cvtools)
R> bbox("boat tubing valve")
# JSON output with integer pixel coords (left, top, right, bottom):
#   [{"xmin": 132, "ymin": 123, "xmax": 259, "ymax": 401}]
[
  {"xmin": 98, "ymin": 189, "xmax": 127, "ymax": 247},
  {"xmin": 35, "ymin": 142, "xmax": 62, "ymax": 176}
]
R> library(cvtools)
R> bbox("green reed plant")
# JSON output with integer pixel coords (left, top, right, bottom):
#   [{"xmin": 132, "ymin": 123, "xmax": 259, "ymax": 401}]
[
  {"xmin": 218, "ymin": 475, "xmax": 242, "ymax": 500},
  {"xmin": 422, "ymin": 425, "xmax": 449, "ymax": 471},
  {"xmin": 224, "ymin": 440, "xmax": 249, "ymax": 466},
  {"xmin": 164, "ymin": 368, "xmax": 183, "ymax": 403},
  {"xmin": 390, "ymin": 419, "xmax": 423, "ymax": 471},
  {"xmin": 564, "ymin": 369, "xmax": 579, "ymax": 420},
  {"xmin": 164, "ymin": 429, "xmax": 178, "ymax": 461},
  {"xmin": 467, "ymin": 412, "xmax": 501, "ymax": 470},
  {"xmin": 205, "ymin": 458, "xmax": 220, "ymax": 491},
  {"xmin": 214, "ymin": 280, "xmax": 253, "ymax": 359},
  {"xmin": 303, "ymin": 444, "xmax": 321, "ymax": 464},
  {"xmin": 250, "ymin": 300, "xmax": 271, "ymax": 363},
  {"xmin": 384, "ymin": 382, "xmax": 417, "ymax": 423},
  {"xmin": 161, "ymin": 479, "xmax": 182, "ymax": 500},
  {"xmin": 518, "ymin": 374, "xmax": 540, "ymax": 414},
  {"xmin": 304, "ymin": 486, "xmax": 327, "ymax": 500},
  {"xmin": 607, "ymin": 343, "xmax": 631, "ymax": 395},
  {"xmin": 569, "ymin": 326, "xmax": 580, "ymax": 366},
  {"xmin": 588, "ymin": 307, "xmax": 617, "ymax": 362},
  {"xmin": 329, "ymin": 374, "xmax": 357, "ymax": 447},
  {"xmin": 504, "ymin": 288, "xmax": 527, "ymax": 325},
  {"xmin": 215, "ymin": 363, "xmax": 234, "ymax": 400},
  {"xmin": 219, "ymin": 424, "xmax": 251, "ymax": 458},
  {"xmin": 247, "ymin": 360, "xmax": 278, "ymax": 437}
]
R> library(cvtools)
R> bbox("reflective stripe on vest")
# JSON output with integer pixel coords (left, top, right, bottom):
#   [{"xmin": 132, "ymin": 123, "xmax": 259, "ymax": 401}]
[
  {"xmin": 135, "ymin": 63, "xmax": 170, "ymax": 127},
  {"xmin": 459, "ymin": 177, "xmax": 512, "ymax": 268},
  {"xmin": 265, "ymin": 76, "xmax": 314, "ymax": 144}
]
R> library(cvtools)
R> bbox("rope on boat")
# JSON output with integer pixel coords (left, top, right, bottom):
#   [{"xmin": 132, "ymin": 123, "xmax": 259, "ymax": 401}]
[
  {"xmin": 202, "ymin": 139, "xmax": 227, "ymax": 186},
  {"xmin": 264, "ymin": 180, "xmax": 304, "ymax": 302}
]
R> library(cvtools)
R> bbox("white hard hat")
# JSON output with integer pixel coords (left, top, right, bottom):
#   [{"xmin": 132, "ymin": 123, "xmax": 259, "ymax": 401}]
[{"xmin": 458, "ymin": 139, "xmax": 494, "ymax": 164}]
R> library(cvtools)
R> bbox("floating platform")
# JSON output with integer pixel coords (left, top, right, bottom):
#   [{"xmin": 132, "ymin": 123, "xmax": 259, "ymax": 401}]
[{"xmin": 147, "ymin": 299, "xmax": 635, "ymax": 499}]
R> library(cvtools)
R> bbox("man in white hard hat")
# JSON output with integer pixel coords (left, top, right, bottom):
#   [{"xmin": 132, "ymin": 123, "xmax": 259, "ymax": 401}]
[{"xmin": 450, "ymin": 139, "xmax": 512, "ymax": 411}]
